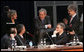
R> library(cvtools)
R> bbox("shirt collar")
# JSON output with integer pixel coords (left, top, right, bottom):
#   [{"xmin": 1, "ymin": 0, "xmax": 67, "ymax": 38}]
[
  {"xmin": 72, "ymin": 13, "xmax": 76, "ymax": 18},
  {"xmin": 20, "ymin": 35, "xmax": 24, "ymax": 38}
]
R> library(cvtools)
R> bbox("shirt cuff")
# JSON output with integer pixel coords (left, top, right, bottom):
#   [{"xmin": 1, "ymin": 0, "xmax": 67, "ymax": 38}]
[
  {"xmin": 45, "ymin": 25, "xmax": 48, "ymax": 29},
  {"xmin": 52, "ymin": 34, "xmax": 56, "ymax": 38}
]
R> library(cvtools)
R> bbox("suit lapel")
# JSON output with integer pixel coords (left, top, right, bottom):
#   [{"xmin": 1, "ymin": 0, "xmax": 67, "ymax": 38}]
[
  {"xmin": 17, "ymin": 35, "xmax": 25, "ymax": 45},
  {"xmin": 58, "ymin": 32, "xmax": 64, "ymax": 39},
  {"xmin": 70, "ymin": 15, "xmax": 77, "ymax": 24}
]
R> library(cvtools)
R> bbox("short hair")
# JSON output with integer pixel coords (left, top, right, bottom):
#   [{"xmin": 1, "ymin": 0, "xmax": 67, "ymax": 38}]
[
  {"xmin": 16, "ymin": 24, "xmax": 24, "ymax": 34},
  {"xmin": 67, "ymin": 4, "xmax": 77, "ymax": 12},
  {"xmin": 7, "ymin": 27, "xmax": 17, "ymax": 35},
  {"xmin": 57, "ymin": 23, "xmax": 66, "ymax": 29},
  {"xmin": 10, "ymin": 28, "xmax": 17, "ymax": 34},
  {"xmin": 7, "ymin": 10, "xmax": 17, "ymax": 18},
  {"xmin": 39, "ymin": 8, "xmax": 47, "ymax": 14}
]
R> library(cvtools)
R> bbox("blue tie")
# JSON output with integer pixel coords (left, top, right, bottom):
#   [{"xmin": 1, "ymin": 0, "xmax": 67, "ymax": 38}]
[{"xmin": 42, "ymin": 20, "xmax": 44, "ymax": 24}]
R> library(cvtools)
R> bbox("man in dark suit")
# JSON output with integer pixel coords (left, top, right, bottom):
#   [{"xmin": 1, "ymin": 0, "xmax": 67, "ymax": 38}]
[
  {"xmin": 34, "ymin": 8, "xmax": 53, "ymax": 45},
  {"xmin": 15, "ymin": 24, "xmax": 27, "ymax": 46},
  {"xmin": 67, "ymin": 4, "xmax": 80, "ymax": 42},
  {"xmin": 52, "ymin": 23, "xmax": 69, "ymax": 45},
  {"xmin": 1, "ymin": 27, "xmax": 17, "ymax": 49}
]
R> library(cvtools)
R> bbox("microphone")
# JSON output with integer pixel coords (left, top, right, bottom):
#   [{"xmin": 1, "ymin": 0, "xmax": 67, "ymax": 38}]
[
  {"xmin": 26, "ymin": 31, "xmax": 29, "ymax": 34},
  {"xmin": 46, "ymin": 32, "xmax": 54, "ymax": 44},
  {"xmin": 26, "ymin": 31, "xmax": 33, "ymax": 37}
]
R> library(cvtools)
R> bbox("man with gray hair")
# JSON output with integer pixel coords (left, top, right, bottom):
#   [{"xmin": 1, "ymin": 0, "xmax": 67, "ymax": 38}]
[
  {"xmin": 39, "ymin": 8, "xmax": 47, "ymax": 15},
  {"xmin": 67, "ymin": 4, "xmax": 80, "ymax": 34},
  {"xmin": 67, "ymin": 4, "xmax": 80, "ymax": 42},
  {"xmin": 34, "ymin": 8, "xmax": 52, "ymax": 45},
  {"xmin": 52, "ymin": 23, "xmax": 69, "ymax": 45}
]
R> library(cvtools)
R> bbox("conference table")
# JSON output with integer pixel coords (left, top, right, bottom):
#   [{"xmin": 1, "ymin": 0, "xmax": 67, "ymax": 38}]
[
  {"xmin": 24, "ymin": 45, "xmax": 83, "ymax": 51},
  {"xmin": 1, "ymin": 45, "xmax": 83, "ymax": 51}
]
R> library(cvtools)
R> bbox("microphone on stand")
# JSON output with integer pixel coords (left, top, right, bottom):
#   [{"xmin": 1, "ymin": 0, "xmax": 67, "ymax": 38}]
[
  {"xmin": 46, "ymin": 32, "xmax": 54, "ymax": 44},
  {"xmin": 26, "ymin": 31, "xmax": 33, "ymax": 37}
]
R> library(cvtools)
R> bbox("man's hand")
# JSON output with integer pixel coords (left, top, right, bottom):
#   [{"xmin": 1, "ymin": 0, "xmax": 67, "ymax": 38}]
[
  {"xmin": 47, "ymin": 24, "xmax": 52, "ymax": 28},
  {"xmin": 10, "ymin": 34, "xmax": 15, "ymax": 39},
  {"xmin": 52, "ymin": 30, "xmax": 59, "ymax": 38},
  {"xmin": 69, "ymin": 30, "xmax": 75, "ymax": 35},
  {"xmin": 53, "ymin": 30, "xmax": 59, "ymax": 35}
]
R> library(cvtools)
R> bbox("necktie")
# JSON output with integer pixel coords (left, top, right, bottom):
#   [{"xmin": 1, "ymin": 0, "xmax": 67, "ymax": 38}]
[
  {"xmin": 69, "ymin": 17, "xmax": 72, "ymax": 27},
  {"xmin": 70, "ymin": 17, "xmax": 72, "ymax": 24},
  {"xmin": 42, "ymin": 20, "xmax": 44, "ymax": 24}
]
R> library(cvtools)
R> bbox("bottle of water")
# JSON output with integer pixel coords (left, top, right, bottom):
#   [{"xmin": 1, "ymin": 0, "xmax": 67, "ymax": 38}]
[
  {"xmin": 76, "ymin": 37, "xmax": 80, "ymax": 45},
  {"xmin": 73, "ymin": 36, "xmax": 76, "ymax": 43},
  {"xmin": 40, "ymin": 39, "xmax": 43, "ymax": 45},
  {"xmin": 29, "ymin": 41, "xmax": 33, "ymax": 48},
  {"xmin": 72, "ymin": 36, "xmax": 76, "ymax": 46},
  {"xmin": 76, "ymin": 37, "xmax": 79, "ymax": 42},
  {"xmin": 14, "ymin": 40, "xmax": 17, "ymax": 51},
  {"xmin": 44, "ymin": 38, "xmax": 46, "ymax": 45},
  {"xmin": 11, "ymin": 40, "xmax": 16, "ymax": 51}
]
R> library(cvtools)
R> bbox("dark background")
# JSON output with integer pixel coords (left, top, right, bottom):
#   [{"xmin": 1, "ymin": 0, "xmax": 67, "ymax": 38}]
[
  {"xmin": 57, "ymin": 6, "xmax": 69, "ymax": 23},
  {"xmin": 1, "ymin": 1, "xmax": 35, "ymax": 39}
]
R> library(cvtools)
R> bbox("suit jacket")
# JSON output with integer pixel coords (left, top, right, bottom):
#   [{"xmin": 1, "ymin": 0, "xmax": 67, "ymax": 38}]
[
  {"xmin": 52, "ymin": 32, "xmax": 69, "ymax": 45},
  {"xmin": 1, "ymin": 34, "xmax": 11, "ymax": 49},
  {"xmin": 68, "ymin": 15, "xmax": 82, "ymax": 42},
  {"xmin": 69, "ymin": 15, "xmax": 80, "ymax": 34},
  {"xmin": 15, "ymin": 35, "xmax": 27, "ymax": 46},
  {"xmin": 34, "ymin": 16, "xmax": 51, "ymax": 31}
]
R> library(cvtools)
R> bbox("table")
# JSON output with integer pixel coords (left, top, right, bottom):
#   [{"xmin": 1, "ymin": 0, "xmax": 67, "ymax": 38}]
[
  {"xmin": 1, "ymin": 45, "xmax": 83, "ymax": 51},
  {"xmin": 24, "ymin": 45, "xmax": 83, "ymax": 51}
]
